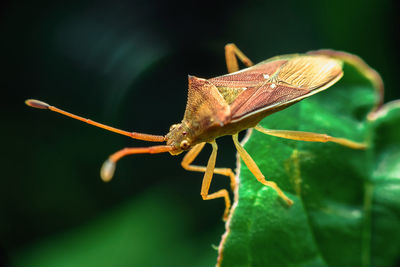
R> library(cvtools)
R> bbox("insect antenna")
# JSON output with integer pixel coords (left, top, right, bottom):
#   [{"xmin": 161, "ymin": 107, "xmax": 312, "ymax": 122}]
[
  {"xmin": 25, "ymin": 99, "xmax": 165, "ymax": 142},
  {"xmin": 101, "ymin": 145, "xmax": 173, "ymax": 182}
]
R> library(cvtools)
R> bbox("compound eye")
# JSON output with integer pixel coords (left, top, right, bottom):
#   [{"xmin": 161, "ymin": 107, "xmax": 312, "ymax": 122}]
[{"xmin": 180, "ymin": 140, "xmax": 190, "ymax": 150}]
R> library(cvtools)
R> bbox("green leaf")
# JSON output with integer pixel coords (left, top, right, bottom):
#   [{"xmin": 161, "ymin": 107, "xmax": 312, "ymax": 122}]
[
  {"xmin": 218, "ymin": 59, "xmax": 400, "ymax": 266},
  {"xmin": 13, "ymin": 189, "xmax": 218, "ymax": 267}
]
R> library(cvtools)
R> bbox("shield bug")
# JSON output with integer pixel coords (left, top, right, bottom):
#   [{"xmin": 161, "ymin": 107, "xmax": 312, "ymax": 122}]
[{"xmin": 26, "ymin": 44, "xmax": 382, "ymax": 220}]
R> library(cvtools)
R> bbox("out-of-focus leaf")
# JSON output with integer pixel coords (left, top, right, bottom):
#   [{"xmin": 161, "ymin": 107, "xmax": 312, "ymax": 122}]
[
  {"xmin": 218, "ymin": 56, "xmax": 400, "ymax": 266},
  {"xmin": 14, "ymin": 189, "xmax": 217, "ymax": 267}
]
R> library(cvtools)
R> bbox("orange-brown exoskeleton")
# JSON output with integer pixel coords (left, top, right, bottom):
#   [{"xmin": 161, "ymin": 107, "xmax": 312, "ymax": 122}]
[{"xmin": 26, "ymin": 44, "xmax": 382, "ymax": 220}]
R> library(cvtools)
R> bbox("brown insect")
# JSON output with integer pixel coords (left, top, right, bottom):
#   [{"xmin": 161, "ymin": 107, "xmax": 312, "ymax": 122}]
[{"xmin": 26, "ymin": 44, "xmax": 373, "ymax": 220}]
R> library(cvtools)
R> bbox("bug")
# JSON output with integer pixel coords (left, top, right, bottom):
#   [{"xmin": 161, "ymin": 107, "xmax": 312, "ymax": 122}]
[{"xmin": 27, "ymin": 44, "xmax": 378, "ymax": 220}]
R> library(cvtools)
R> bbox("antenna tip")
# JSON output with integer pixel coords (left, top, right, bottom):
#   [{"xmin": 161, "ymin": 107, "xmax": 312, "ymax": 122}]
[
  {"xmin": 25, "ymin": 99, "xmax": 50, "ymax": 109},
  {"xmin": 100, "ymin": 159, "xmax": 116, "ymax": 182}
]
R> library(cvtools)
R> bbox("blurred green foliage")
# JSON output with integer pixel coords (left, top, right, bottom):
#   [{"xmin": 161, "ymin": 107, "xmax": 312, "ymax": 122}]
[
  {"xmin": 2, "ymin": 0, "xmax": 399, "ymax": 266},
  {"xmin": 14, "ymin": 189, "xmax": 218, "ymax": 267}
]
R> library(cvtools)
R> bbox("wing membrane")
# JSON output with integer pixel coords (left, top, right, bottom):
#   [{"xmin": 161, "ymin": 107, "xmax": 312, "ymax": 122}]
[
  {"xmin": 209, "ymin": 59, "xmax": 287, "ymax": 88},
  {"xmin": 277, "ymin": 56, "xmax": 343, "ymax": 89},
  {"xmin": 225, "ymin": 54, "xmax": 343, "ymax": 121}
]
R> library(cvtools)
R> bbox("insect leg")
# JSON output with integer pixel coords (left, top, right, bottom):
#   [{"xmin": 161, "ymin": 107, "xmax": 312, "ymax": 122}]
[
  {"xmin": 254, "ymin": 125, "xmax": 367, "ymax": 149},
  {"xmin": 224, "ymin": 43, "xmax": 254, "ymax": 73},
  {"xmin": 232, "ymin": 133, "xmax": 293, "ymax": 205},
  {"xmin": 199, "ymin": 141, "xmax": 231, "ymax": 220},
  {"xmin": 181, "ymin": 142, "xmax": 236, "ymax": 191}
]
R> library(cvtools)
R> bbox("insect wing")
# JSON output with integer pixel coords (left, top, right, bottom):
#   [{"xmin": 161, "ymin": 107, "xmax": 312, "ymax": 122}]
[
  {"xmin": 230, "ymin": 84, "xmax": 309, "ymax": 120},
  {"xmin": 209, "ymin": 59, "xmax": 288, "ymax": 89},
  {"xmin": 208, "ymin": 58, "xmax": 289, "ymax": 106},
  {"xmin": 228, "ymin": 55, "xmax": 343, "ymax": 121}
]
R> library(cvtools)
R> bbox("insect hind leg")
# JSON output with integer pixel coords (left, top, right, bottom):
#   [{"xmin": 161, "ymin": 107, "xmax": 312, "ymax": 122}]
[
  {"xmin": 225, "ymin": 43, "xmax": 254, "ymax": 73},
  {"xmin": 254, "ymin": 125, "xmax": 367, "ymax": 150}
]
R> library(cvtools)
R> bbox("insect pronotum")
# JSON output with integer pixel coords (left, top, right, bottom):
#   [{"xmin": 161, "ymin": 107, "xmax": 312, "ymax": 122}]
[{"xmin": 26, "ymin": 44, "xmax": 383, "ymax": 220}]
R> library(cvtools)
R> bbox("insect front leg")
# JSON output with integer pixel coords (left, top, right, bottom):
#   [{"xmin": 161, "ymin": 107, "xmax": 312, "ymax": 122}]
[
  {"xmin": 191, "ymin": 141, "xmax": 231, "ymax": 220},
  {"xmin": 181, "ymin": 142, "xmax": 236, "ymax": 191},
  {"xmin": 224, "ymin": 43, "xmax": 254, "ymax": 73},
  {"xmin": 254, "ymin": 125, "xmax": 367, "ymax": 149},
  {"xmin": 232, "ymin": 134, "xmax": 293, "ymax": 206}
]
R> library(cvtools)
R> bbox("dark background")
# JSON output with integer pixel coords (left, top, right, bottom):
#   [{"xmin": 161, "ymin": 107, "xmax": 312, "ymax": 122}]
[{"xmin": 1, "ymin": 0, "xmax": 399, "ymax": 266}]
